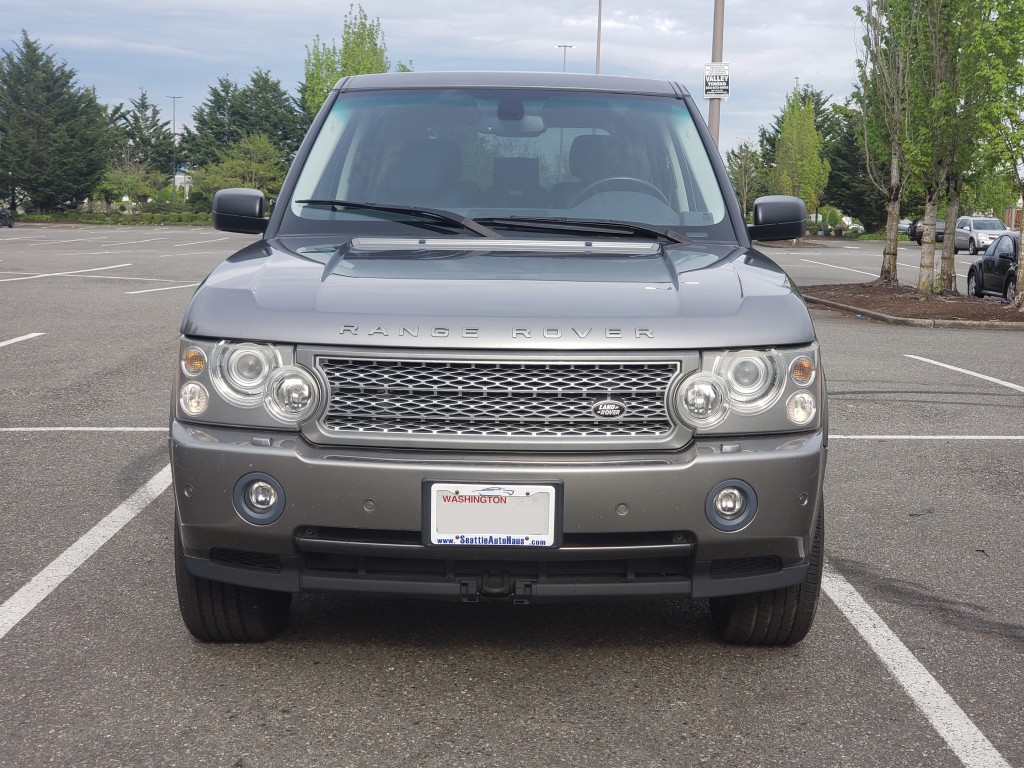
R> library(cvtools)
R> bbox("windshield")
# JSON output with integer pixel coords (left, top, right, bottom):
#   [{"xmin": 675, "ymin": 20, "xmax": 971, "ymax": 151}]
[
  {"xmin": 284, "ymin": 87, "xmax": 734, "ymax": 242},
  {"xmin": 973, "ymin": 219, "xmax": 1004, "ymax": 230}
]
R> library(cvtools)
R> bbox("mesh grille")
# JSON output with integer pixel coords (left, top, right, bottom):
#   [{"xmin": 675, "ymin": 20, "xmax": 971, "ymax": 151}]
[{"xmin": 316, "ymin": 357, "xmax": 678, "ymax": 439}]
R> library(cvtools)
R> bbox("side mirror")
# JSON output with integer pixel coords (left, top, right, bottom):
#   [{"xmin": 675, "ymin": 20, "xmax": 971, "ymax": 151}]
[
  {"xmin": 212, "ymin": 188, "xmax": 268, "ymax": 234},
  {"xmin": 748, "ymin": 195, "xmax": 807, "ymax": 241}
]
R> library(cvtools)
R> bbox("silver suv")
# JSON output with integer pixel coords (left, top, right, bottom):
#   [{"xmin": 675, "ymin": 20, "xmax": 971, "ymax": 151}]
[
  {"xmin": 953, "ymin": 216, "xmax": 1011, "ymax": 255},
  {"xmin": 172, "ymin": 72, "xmax": 827, "ymax": 646}
]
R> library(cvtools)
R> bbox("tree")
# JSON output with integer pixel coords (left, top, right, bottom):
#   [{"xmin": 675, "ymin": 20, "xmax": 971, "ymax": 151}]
[
  {"xmin": 725, "ymin": 140, "xmax": 766, "ymax": 220},
  {"xmin": 989, "ymin": 3, "xmax": 1024, "ymax": 310},
  {"xmin": 0, "ymin": 31, "xmax": 110, "ymax": 212},
  {"xmin": 902, "ymin": 0, "xmax": 1017, "ymax": 294},
  {"xmin": 301, "ymin": 4, "xmax": 411, "ymax": 117},
  {"xmin": 111, "ymin": 90, "xmax": 174, "ymax": 184},
  {"xmin": 773, "ymin": 90, "xmax": 830, "ymax": 216},
  {"xmin": 825, "ymin": 104, "xmax": 888, "ymax": 234},
  {"xmin": 188, "ymin": 133, "xmax": 287, "ymax": 206},
  {"xmin": 854, "ymin": 0, "xmax": 914, "ymax": 284},
  {"xmin": 178, "ymin": 71, "xmax": 304, "ymax": 169},
  {"xmin": 758, "ymin": 85, "xmax": 840, "ymax": 178}
]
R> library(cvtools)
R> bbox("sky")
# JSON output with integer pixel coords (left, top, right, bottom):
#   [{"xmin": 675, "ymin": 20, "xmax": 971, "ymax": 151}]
[{"xmin": 5, "ymin": 1, "xmax": 862, "ymax": 156}]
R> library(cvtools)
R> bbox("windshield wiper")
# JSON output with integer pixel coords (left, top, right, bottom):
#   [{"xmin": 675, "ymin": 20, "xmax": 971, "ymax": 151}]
[
  {"xmin": 295, "ymin": 199, "xmax": 500, "ymax": 238},
  {"xmin": 475, "ymin": 216, "xmax": 691, "ymax": 244}
]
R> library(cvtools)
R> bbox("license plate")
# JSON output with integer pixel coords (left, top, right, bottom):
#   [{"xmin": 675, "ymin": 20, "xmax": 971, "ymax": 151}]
[{"xmin": 428, "ymin": 483, "xmax": 557, "ymax": 547}]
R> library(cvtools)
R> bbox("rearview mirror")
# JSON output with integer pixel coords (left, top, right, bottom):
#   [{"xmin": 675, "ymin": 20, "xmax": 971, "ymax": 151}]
[{"xmin": 478, "ymin": 115, "xmax": 545, "ymax": 137}]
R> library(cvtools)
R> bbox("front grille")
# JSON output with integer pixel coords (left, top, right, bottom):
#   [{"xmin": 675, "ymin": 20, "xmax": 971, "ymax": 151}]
[{"xmin": 315, "ymin": 357, "xmax": 678, "ymax": 439}]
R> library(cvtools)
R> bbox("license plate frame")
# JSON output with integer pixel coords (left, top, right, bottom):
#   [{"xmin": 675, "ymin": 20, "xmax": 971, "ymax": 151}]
[{"xmin": 424, "ymin": 481, "xmax": 561, "ymax": 547}]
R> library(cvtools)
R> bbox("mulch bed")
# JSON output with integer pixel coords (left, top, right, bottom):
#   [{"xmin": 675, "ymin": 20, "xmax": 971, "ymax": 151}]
[{"xmin": 801, "ymin": 282, "xmax": 1024, "ymax": 324}]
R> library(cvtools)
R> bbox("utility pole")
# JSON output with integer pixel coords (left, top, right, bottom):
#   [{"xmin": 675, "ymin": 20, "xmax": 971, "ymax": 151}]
[
  {"xmin": 167, "ymin": 96, "xmax": 181, "ymax": 203},
  {"xmin": 556, "ymin": 44, "xmax": 576, "ymax": 72},
  {"xmin": 595, "ymin": 0, "xmax": 603, "ymax": 74},
  {"xmin": 708, "ymin": 0, "xmax": 725, "ymax": 147}
]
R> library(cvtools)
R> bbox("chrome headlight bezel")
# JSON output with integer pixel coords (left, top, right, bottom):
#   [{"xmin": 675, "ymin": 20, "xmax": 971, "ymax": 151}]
[
  {"xmin": 673, "ymin": 344, "xmax": 822, "ymax": 435},
  {"xmin": 175, "ymin": 338, "xmax": 322, "ymax": 430}
]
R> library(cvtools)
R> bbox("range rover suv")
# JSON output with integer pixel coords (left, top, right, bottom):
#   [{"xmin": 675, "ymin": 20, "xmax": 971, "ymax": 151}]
[{"xmin": 172, "ymin": 72, "xmax": 827, "ymax": 645}]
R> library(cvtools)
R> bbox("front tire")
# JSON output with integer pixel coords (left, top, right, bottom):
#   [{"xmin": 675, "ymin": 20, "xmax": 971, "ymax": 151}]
[
  {"xmin": 969, "ymin": 239, "xmax": 978, "ymax": 255},
  {"xmin": 1006, "ymin": 277, "xmax": 1017, "ymax": 303},
  {"xmin": 967, "ymin": 270, "xmax": 982, "ymax": 297},
  {"xmin": 708, "ymin": 505, "xmax": 823, "ymax": 646},
  {"xmin": 174, "ymin": 523, "xmax": 291, "ymax": 643}
]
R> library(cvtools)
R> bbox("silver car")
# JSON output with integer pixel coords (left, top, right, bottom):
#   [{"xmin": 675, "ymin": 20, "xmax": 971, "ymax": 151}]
[
  {"xmin": 953, "ymin": 216, "xmax": 1011, "ymax": 255},
  {"xmin": 172, "ymin": 72, "xmax": 827, "ymax": 646}
]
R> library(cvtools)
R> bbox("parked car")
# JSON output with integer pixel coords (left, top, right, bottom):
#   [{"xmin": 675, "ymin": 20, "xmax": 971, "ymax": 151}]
[
  {"xmin": 0, "ymin": 207, "xmax": 13, "ymax": 227},
  {"xmin": 953, "ymin": 215, "xmax": 1011, "ymax": 255},
  {"xmin": 898, "ymin": 218, "xmax": 912, "ymax": 235},
  {"xmin": 171, "ymin": 71, "xmax": 826, "ymax": 647},
  {"xmin": 909, "ymin": 218, "xmax": 944, "ymax": 244},
  {"xmin": 967, "ymin": 232, "xmax": 1018, "ymax": 302}
]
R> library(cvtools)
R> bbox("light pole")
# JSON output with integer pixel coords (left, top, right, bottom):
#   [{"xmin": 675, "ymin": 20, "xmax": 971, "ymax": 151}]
[
  {"xmin": 595, "ymin": 0, "xmax": 603, "ymax": 74},
  {"xmin": 708, "ymin": 0, "xmax": 725, "ymax": 147},
  {"xmin": 555, "ymin": 44, "xmax": 576, "ymax": 72},
  {"xmin": 167, "ymin": 96, "xmax": 181, "ymax": 203}
]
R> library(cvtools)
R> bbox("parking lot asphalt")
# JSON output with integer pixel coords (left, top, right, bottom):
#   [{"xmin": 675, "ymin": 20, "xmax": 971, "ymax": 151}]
[{"xmin": 0, "ymin": 224, "xmax": 1021, "ymax": 768}]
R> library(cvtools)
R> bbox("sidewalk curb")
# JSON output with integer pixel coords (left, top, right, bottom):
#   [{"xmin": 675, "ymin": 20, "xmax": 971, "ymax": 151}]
[{"xmin": 802, "ymin": 295, "xmax": 1024, "ymax": 330}]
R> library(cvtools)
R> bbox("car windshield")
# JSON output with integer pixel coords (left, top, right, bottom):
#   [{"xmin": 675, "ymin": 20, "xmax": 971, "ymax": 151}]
[
  {"xmin": 974, "ymin": 219, "xmax": 1004, "ymax": 230},
  {"xmin": 284, "ymin": 87, "xmax": 734, "ymax": 242}
]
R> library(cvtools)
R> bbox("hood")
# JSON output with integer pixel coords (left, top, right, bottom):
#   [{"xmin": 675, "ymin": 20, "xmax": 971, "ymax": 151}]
[{"xmin": 180, "ymin": 236, "xmax": 816, "ymax": 350}]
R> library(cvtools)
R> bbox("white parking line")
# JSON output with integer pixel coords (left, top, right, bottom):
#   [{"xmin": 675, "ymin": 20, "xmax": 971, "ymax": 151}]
[
  {"xmin": 0, "ymin": 264, "xmax": 132, "ymax": 283},
  {"xmin": 905, "ymin": 355, "xmax": 1024, "ymax": 394},
  {"xmin": 0, "ymin": 427, "xmax": 165, "ymax": 432},
  {"xmin": 832, "ymin": 434, "xmax": 1024, "ymax": 440},
  {"xmin": 0, "ymin": 333, "xmax": 46, "ymax": 349},
  {"xmin": 99, "ymin": 238, "xmax": 166, "ymax": 247},
  {"xmin": 0, "ymin": 465, "xmax": 171, "ymax": 641},
  {"xmin": 800, "ymin": 258, "xmax": 877, "ymax": 277},
  {"xmin": 175, "ymin": 238, "xmax": 228, "ymax": 247},
  {"xmin": 823, "ymin": 568, "xmax": 1012, "ymax": 768},
  {"xmin": 126, "ymin": 283, "xmax": 200, "ymax": 295}
]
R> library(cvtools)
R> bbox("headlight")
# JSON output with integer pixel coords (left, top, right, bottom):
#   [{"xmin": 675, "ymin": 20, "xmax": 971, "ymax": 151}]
[
  {"xmin": 176, "ymin": 339, "xmax": 321, "ymax": 429},
  {"xmin": 674, "ymin": 345, "xmax": 822, "ymax": 435},
  {"xmin": 211, "ymin": 342, "xmax": 281, "ymax": 406},
  {"xmin": 712, "ymin": 350, "xmax": 784, "ymax": 413},
  {"xmin": 264, "ymin": 366, "xmax": 320, "ymax": 423},
  {"xmin": 678, "ymin": 373, "xmax": 730, "ymax": 428}
]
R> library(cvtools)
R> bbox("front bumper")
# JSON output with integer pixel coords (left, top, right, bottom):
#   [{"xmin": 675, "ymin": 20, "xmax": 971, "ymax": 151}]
[{"xmin": 171, "ymin": 420, "xmax": 827, "ymax": 601}]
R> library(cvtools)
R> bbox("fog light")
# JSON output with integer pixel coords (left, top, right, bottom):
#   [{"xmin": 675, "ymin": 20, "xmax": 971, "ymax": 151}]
[
  {"xmin": 247, "ymin": 481, "xmax": 278, "ymax": 510},
  {"xmin": 713, "ymin": 487, "xmax": 746, "ymax": 520},
  {"xmin": 232, "ymin": 473, "xmax": 285, "ymax": 525},
  {"xmin": 705, "ymin": 479, "xmax": 757, "ymax": 532}
]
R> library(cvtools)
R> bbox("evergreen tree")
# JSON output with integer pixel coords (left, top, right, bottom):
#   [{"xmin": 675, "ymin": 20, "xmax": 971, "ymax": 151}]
[
  {"xmin": 179, "ymin": 71, "xmax": 304, "ymax": 169},
  {"xmin": 824, "ymin": 105, "xmax": 887, "ymax": 233},
  {"xmin": 0, "ymin": 31, "xmax": 109, "ymax": 212},
  {"xmin": 177, "ymin": 77, "xmax": 241, "ymax": 169}
]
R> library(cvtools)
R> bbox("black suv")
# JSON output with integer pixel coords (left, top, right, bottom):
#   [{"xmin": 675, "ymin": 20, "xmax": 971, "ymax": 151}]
[{"xmin": 0, "ymin": 207, "xmax": 13, "ymax": 228}]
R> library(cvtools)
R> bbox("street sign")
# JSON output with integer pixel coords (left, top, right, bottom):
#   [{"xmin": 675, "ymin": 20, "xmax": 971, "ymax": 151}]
[{"xmin": 704, "ymin": 62, "xmax": 730, "ymax": 100}]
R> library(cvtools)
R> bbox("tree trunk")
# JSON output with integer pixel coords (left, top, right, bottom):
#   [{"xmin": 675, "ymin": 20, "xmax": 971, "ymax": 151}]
[
  {"xmin": 877, "ymin": 146, "xmax": 902, "ymax": 285},
  {"xmin": 917, "ymin": 194, "xmax": 939, "ymax": 294},
  {"xmin": 939, "ymin": 188, "xmax": 960, "ymax": 294}
]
